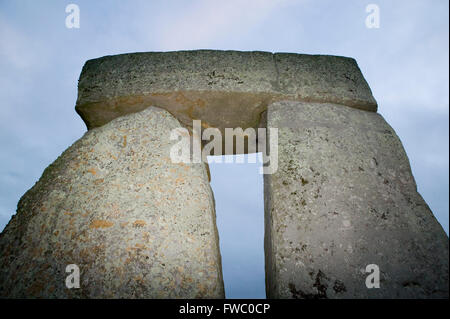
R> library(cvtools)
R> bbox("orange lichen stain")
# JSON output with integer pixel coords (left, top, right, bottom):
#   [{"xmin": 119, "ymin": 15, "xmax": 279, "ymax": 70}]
[
  {"xmin": 93, "ymin": 178, "xmax": 104, "ymax": 185},
  {"xmin": 177, "ymin": 129, "xmax": 190, "ymax": 137},
  {"xmin": 64, "ymin": 211, "xmax": 73, "ymax": 216},
  {"xmin": 79, "ymin": 248, "xmax": 91, "ymax": 261},
  {"xmin": 201, "ymin": 121, "xmax": 211, "ymax": 129},
  {"xmin": 53, "ymin": 230, "xmax": 59, "ymax": 236},
  {"xmin": 107, "ymin": 151, "xmax": 118, "ymax": 160},
  {"xmin": 40, "ymin": 206, "xmax": 47, "ymax": 212},
  {"xmin": 167, "ymin": 279, "xmax": 176, "ymax": 290},
  {"xmin": 110, "ymin": 203, "xmax": 121, "ymax": 218},
  {"xmin": 175, "ymin": 177, "xmax": 185, "ymax": 184},
  {"xmin": 89, "ymin": 219, "xmax": 114, "ymax": 229},
  {"xmin": 123, "ymin": 135, "xmax": 127, "ymax": 147},
  {"xmin": 91, "ymin": 244, "xmax": 105, "ymax": 255},
  {"xmin": 196, "ymin": 283, "xmax": 207, "ymax": 297},
  {"xmin": 133, "ymin": 220, "xmax": 147, "ymax": 228},
  {"xmin": 120, "ymin": 222, "xmax": 129, "ymax": 228},
  {"xmin": 185, "ymin": 104, "xmax": 195, "ymax": 119},
  {"xmin": 177, "ymin": 163, "xmax": 190, "ymax": 171},
  {"xmin": 174, "ymin": 92, "xmax": 188, "ymax": 104},
  {"xmin": 134, "ymin": 276, "xmax": 144, "ymax": 284},
  {"xmin": 196, "ymin": 99, "xmax": 206, "ymax": 108},
  {"xmin": 87, "ymin": 167, "xmax": 97, "ymax": 175}
]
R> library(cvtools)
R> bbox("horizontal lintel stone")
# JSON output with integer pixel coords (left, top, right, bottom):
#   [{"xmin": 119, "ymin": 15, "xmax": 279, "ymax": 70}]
[{"xmin": 76, "ymin": 50, "xmax": 377, "ymax": 131}]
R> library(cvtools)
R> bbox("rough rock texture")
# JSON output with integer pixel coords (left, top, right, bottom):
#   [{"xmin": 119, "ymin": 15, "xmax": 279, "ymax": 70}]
[
  {"xmin": 75, "ymin": 50, "xmax": 377, "ymax": 139},
  {"xmin": 0, "ymin": 106, "xmax": 224, "ymax": 298},
  {"xmin": 263, "ymin": 101, "xmax": 449, "ymax": 298},
  {"xmin": 1, "ymin": 50, "xmax": 447, "ymax": 299}
]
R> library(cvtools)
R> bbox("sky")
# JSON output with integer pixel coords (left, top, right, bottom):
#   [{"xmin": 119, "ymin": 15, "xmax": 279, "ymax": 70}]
[{"xmin": 0, "ymin": 0, "xmax": 448, "ymax": 299}]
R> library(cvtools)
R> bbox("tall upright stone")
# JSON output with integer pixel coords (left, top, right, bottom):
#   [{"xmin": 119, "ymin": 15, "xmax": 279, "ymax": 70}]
[
  {"xmin": 263, "ymin": 100, "xmax": 449, "ymax": 298},
  {"xmin": 0, "ymin": 106, "xmax": 224, "ymax": 298}
]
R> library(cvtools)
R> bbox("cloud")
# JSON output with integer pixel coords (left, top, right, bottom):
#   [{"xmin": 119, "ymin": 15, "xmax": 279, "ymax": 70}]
[
  {"xmin": 153, "ymin": 0, "xmax": 296, "ymax": 50},
  {"xmin": 365, "ymin": 1, "xmax": 448, "ymax": 113},
  {"xmin": 0, "ymin": 12, "xmax": 52, "ymax": 72},
  {"xmin": 0, "ymin": 16, "xmax": 34, "ymax": 69}
]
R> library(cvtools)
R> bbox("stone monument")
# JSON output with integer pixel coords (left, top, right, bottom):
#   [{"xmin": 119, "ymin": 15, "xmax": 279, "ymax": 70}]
[{"xmin": 0, "ymin": 50, "xmax": 447, "ymax": 298}]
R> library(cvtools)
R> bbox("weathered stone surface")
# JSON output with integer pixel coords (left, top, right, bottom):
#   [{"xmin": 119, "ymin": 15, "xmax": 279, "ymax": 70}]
[
  {"xmin": 0, "ymin": 106, "xmax": 224, "ymax": 298},
  {"xmin": 264, "ymin": 100, "xmax": 449, "ymax": 298},
  {"xmin": 274, "ymin": 53, "xmax": 377, "ymax": 110},
  {"xmin": 2, "ymin": 50, "xmax": 447, "ymax": 300},
  {"xmin": 75, "ymin": 50, "xmax": 377, "ymax": 136}
]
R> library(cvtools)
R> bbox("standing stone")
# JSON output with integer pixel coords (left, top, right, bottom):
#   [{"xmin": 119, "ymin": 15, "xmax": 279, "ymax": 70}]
[
  {"xmin": 0, "ymin": 106, "xmax": 224, "ymax": 298},
  {"xmin": 264, "ymin": 100, "xmax": 449, "ymax": 298}
]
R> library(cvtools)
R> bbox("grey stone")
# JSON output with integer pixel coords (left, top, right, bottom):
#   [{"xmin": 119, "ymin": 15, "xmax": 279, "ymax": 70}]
[
  {"xmin": 0, "ymin": 106, "xmax": 224, "ymax": 298},
  {"xmin": 75, "ymin": 50, "xmax": 377, "ymax": 136},
  {"xmin": 1, "ymin": 50, "xmax": 447, "ymax": 300},
  {"xmin": 263, "ymin": 100, "xmax": 449, "ymax": 299}
]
